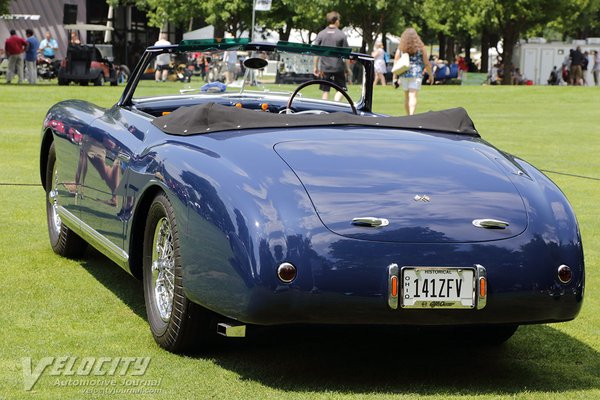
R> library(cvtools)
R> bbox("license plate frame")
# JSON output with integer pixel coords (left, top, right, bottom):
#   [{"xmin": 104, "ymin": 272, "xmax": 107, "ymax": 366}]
[{"xmin": 400, "ymin": 266, "xmax": 476, "ymax": 309}]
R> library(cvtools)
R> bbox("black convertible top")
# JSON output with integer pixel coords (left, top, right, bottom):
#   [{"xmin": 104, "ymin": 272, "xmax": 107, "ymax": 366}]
[{"xmin": 152, "ymin": 103, "xmax": 479, "ymax": 137}]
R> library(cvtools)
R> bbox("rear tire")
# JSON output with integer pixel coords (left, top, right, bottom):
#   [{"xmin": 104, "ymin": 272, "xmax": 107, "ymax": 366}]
[
  {"xmin": 143, "ymin": 192, "xmax": 210, "ymax": 353},
  {"xmin": 45, "ymin": 142, "xmax": 87, "ymax": 258}
]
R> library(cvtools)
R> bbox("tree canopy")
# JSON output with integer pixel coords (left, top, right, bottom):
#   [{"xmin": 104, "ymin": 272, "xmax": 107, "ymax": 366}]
[{"xmin": 107, "ymin": 0, "xmax": 600, "ymax": 76}]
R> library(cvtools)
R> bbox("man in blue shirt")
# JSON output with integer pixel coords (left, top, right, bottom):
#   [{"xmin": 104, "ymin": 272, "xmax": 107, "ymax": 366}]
[
  {"xmin": 25, "ymin": 29, "xmax": 39, "ymax": 84},
  {"xmin": 39, "ymin": 31, "xmax": 58, "ymax": 59}
]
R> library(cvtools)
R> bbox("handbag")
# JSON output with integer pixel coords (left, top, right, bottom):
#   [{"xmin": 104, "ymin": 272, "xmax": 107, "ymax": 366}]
[{"xmin": 392, "ymin": 52, "xmax": 410, "ymax": 75}]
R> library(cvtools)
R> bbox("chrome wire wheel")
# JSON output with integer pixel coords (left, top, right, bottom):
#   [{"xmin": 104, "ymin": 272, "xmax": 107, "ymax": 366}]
[
  {"xmin": 45, "ymin": 142, "xmax": 87, "ymax": 258},
  {"xmin": 151, "ymin": 216, "xmax": 175, "ymax": 322}
]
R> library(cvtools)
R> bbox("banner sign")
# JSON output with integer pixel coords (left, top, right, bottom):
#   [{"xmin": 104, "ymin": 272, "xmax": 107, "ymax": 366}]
[
  {"xmin": 0, "ymin": 14, "xmax": 41, "ymax": 20},
  {"xmin": 255, "ymin": 0, "xmax": 272, "ymax": 11}
]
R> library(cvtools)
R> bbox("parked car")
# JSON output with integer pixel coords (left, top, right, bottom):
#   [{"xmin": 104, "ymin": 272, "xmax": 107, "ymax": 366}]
[
  {"xmin": 40, "ymin": 39, "xmax": 584, "ymax": 353},
  {"xmin": 57, "ymin": 43, "xmax": 129, "ymax": 86}
]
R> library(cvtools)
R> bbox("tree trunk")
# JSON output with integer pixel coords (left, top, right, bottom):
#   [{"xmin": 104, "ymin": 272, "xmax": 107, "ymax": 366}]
[
  {"xmin": 214, "ymin": 22, "xmax": 225, "ymax": 39},
  {"xmin": 501, "ymin": 19, "xmax": 519, "ymax": 85},
  {"xmin": 480, "ymin": 29, "xmax": 489, "ymax": 73},
  {"xmin": 279, "ymin": 21, "xmax": 292, "ymax": 42},
  {"xmin": 438, "ymin": 32, "xmax": 446, "ymax": 60},
  {"xmin": 464, "ymin": 34, "xmax": 472, "ymax": 65},
  {"xmin": 446, "ymin": 36, "xmax": 455, "ymax": 62}
]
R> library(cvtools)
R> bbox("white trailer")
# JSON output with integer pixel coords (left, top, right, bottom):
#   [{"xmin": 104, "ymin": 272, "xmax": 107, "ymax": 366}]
[{"xmin": 513, "ymin": 38, "xmax": 600, "ymax": 85}]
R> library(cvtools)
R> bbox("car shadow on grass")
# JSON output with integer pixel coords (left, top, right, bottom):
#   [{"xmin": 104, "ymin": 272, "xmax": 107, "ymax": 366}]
[
  {"xmin": 208, "ymin": 324, "xmax": 600, "ymax": 395},
  {"xmin": 78, "ymin": 249, "xmax": 599, "ymax": 396},
  {"xmin": 78, "ymin": 247, "xmax": 146, "ymax": 321}
]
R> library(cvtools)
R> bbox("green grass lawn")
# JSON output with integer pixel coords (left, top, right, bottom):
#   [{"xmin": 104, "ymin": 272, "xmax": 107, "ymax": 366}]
[{"xmin": 1, "ymin": 81, "xmax": 600, "ymax": 400}]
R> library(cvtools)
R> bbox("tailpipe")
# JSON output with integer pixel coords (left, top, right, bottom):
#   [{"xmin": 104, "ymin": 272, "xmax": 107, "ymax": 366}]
[{"xmin": 216, "ymin": 322, "xmax": 246, "ymax": 337}]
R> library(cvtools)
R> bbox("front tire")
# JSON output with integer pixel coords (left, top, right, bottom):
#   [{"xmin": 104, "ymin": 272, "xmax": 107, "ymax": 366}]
[
  {"xmin": 45, "ymin": 142, "xmax": 87, "ymax": 258},
  {"xmin": 143, "ymin": 192, "xmax": 209, "ymax": 352}
]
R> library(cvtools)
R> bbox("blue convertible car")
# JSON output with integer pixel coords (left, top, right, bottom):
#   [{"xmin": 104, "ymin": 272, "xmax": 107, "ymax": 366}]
[{"xmin": 41, "ymin": 39, "xmax": 584, "ymax": 352}]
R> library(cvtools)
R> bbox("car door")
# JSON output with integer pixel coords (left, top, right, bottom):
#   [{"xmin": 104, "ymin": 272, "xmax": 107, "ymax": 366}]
[{"xmin": 79, "ymin": 105, "xmax": 151, "ymax": 256}]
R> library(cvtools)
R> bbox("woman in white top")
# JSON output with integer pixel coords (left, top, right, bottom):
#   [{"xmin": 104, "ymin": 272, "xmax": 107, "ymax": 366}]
[{"xmin": 371, "ymin": 41, "xmax": 387, "ymax": 86}]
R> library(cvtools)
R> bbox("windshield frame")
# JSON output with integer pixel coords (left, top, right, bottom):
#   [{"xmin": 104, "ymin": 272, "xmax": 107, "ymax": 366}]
[{"xmin": 117, "ymin": 40, "xmax": 374, "ymax": 112}]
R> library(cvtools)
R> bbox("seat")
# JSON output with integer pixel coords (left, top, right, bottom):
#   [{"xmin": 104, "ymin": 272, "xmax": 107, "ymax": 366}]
[{"xmin": 67, "ymin": 45, "xmax": 93, "ymax": 75}]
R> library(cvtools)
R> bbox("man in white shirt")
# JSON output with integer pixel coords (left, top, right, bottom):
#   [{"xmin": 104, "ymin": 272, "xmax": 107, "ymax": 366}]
[{"xmin": 154, "ymin": 33, "xmax": 171, "ymax": 82}]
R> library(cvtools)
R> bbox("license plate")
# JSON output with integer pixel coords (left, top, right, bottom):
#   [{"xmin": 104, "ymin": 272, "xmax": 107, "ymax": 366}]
[{"xmin": 401, "ymin": 267, "xmax": 475, "ymax": 309}]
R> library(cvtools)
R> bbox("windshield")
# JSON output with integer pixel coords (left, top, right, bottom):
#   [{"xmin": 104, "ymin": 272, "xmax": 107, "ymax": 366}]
[{"xmin": 131, "ymin": 46, "xmax": 367, "ymax": 109}]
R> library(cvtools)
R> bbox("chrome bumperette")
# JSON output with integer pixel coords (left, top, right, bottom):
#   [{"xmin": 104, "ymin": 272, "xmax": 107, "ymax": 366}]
[
  {"xmin": 57, "ymin": 206, "xmax": 130, "ymax": 270},
  {"xmin": 388, "ymin": 263, "xmax": 399, "ymax": 310},
  {"xmin": 476, "ymin": 264, "xmax": 487, "ymax": 310}
]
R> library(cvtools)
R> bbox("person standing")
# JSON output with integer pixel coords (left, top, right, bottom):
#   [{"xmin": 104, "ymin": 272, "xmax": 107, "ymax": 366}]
[
  {"xmin": 372, "ymin": 41, "xmax": 387, "ymax": 86},
  {"xmin": 25, "ymin": 29, "xmax": 39, "ymax": 84},
  {"xmin": 569, "ymin": 46, "xmax": 584, "ymax": 86},
  {"xmin": 70, "ymin": 31, "xmax": 81, "ymax": 45},
  {"xmin": 313, "ymin": 11, "xmax": 349, "ymax": 101},
  {"xmin": 592, "ymin": 50, "xmax": 600, "ymax": 86},
  {"xmin": 581, "ymin": 50, "xmax": 589, "ymax": 86},
  {"xmin": 222, "ymin": 49, "xmax": 238, "ymax": 84},
  {"xmin": 394, "ymin": 28, "xmax": 432, "ymax": 115},
  {"xmin": 4, "ymin": 29, "xmax": 28, "ymax": 84},
  {"xmin": 39, "ymin": 31, "xmax": 58, "ymax": 59},
  {"xmin": 154, "ymin": 33, "xmax": 171, "ymax": 82}
]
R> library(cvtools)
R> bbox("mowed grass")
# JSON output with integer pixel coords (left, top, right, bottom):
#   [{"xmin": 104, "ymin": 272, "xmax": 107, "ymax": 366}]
[{"xmin": 1, "ymin": 80, "xmax": 600, "ymax": 400}]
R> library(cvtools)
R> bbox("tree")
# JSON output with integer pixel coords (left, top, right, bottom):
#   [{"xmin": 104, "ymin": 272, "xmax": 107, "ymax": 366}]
[
  {"xmin": 545, "ymin": 0, "xmax": 600, "ymax": 39},
  {"xmin": 107, "ymin": 0, "xmax": 250, "ymax": 38},
  {"xmin": 472, "ymin": 0, "xmax": 570, "ymax": 84},
  {"xmin": 0, "ymin": 0, "xmax": 9, "ymax": 15},
  {"xmin": 421, "ymin": 0, "xmax": 480, "ymax": 62},
  {"xmin": 340, "ymin": 0, "xmax": 417, "ymax": 53}
]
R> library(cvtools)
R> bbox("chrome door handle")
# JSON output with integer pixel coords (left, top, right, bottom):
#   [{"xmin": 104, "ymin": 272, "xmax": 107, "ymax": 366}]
[
  {"xmin": 472, "ymin": 219, "xmax": 510, "ymax": 229},
  {"xmin": 352, "ymin": 217, "xmax": 389, "ymax": 227}
]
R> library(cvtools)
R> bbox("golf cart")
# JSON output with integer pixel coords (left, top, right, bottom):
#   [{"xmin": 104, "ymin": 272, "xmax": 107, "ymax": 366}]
[{"xmin": 57, "ymin": 24, "xmax": 129, "ymax": 86}]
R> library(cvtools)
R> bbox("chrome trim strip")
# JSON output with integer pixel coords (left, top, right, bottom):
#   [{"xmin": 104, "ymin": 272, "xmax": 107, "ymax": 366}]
[
  {"xmin": 476, "ymin": 264, "xmax": 487, "ymax": 310},
  {"xmin": 57, "ymin": 206, "xmax": 130, "ymax": 270},
  {"xmin": 388, "ymin": 263, "xmax": 399, "ymax": 310}
]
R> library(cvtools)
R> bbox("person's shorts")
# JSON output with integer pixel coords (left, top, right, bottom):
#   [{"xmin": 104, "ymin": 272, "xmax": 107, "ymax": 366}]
[
  {"xmin": 570, "ymin": 65, "xmax": 582, "ymax": 81},
  {"xmin": 225, "ymin": 62, "xmax": 237, "ymax": 72},
  {"xmin": 320, "ymin": 71, "xmax": 347, "ymax": 92},
  {"xmin": 400, "ymin": 76, "xmax": 422, "ymax": 91},
  {"xmin": 156, "ymin": 64, "xmax": 169, "ymax": 72}
]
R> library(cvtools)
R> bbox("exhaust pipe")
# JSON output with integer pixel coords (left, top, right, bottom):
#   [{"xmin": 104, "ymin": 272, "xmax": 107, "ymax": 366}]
[{"xmin": 217, "ymin": 322, "xmax": 246, "ymax": 337}]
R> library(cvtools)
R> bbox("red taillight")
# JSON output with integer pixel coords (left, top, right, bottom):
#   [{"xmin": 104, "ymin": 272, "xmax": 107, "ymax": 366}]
[
  {"xmin": 277, "ymin": 262, "xmax": 296, "ymax": 283},
  {"xmin": 558, "ymin": 265, "xmax": 572, "ymax": 284}
]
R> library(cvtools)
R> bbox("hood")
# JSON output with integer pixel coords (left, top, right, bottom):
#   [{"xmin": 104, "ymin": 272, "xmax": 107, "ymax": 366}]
[{"xmin": 275, "ymin": 138, "xmax": 527, "ymax": 243}]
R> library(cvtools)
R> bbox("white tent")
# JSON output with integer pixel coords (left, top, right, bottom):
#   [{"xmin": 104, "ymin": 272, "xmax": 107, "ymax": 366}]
[{"xmin": 183, "ymin": 25, "xmax": 215, "ymax": 41}]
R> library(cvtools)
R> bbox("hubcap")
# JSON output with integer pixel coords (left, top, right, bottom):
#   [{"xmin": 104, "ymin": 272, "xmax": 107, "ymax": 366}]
[
  {"xmin": 49, "ymin": 167, "xmax": 62, "ymax": 235},
  {"xmin": 151, "ymin": 217, "xmax": 175, "ymax": 322}
]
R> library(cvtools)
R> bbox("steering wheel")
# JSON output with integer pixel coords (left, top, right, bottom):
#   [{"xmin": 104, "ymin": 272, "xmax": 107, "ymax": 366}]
[{"xmin": 287, "ymin": 79, "xmax": 357, "ymax": 115}]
